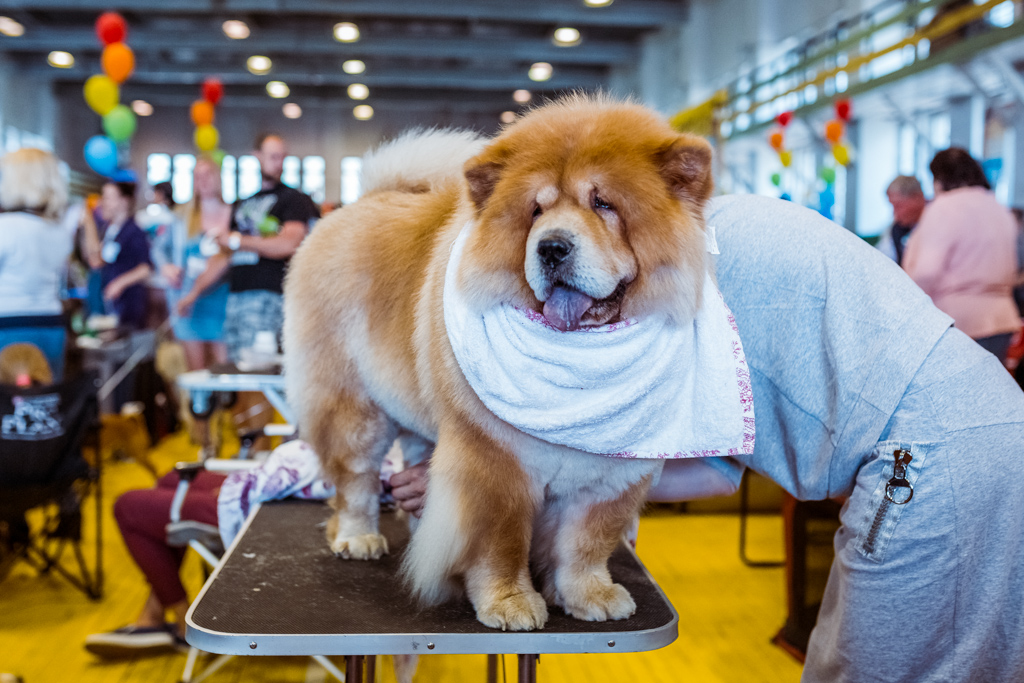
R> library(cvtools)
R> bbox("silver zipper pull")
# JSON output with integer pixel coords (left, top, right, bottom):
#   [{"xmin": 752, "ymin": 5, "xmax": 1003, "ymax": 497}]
[{"xmin": 885, "ymin": 449, "xmax": 914, "ymax": 504}]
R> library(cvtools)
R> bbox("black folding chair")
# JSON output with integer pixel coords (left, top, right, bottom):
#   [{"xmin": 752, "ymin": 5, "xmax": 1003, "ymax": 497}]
[{"xmin": 0, "ymin": 372, "xmax": 103, "ymax": 599}]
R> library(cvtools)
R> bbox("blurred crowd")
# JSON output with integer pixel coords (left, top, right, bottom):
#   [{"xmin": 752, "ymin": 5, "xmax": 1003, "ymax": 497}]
[
  {"xmin": 878, "ymin": 147, "xmax": 1024, "ymax": 371},
  {"xmin": 0, "ymin": 133, "xmax": 320, "ymax": 448}
]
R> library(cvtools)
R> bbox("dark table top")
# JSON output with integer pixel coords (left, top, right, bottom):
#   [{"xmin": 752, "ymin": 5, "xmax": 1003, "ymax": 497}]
[{"xmin": 186, "ymin": 500, "xmax": 677, "ymax": 656}]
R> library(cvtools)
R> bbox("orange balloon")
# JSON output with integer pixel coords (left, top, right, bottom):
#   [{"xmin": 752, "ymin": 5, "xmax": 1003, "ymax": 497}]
[
  {"xmin": 769, "ymin": 131, "xmax": 785, "ymax": 151},
  {"xmin": 102, "ymin": 42, "xmax": 135, "ymax": 83},
  {"xmin": 191, "ymin": 100, "xmax": 215, "ymax": 127},
  {"xmin": 824, "ymin": 119, "xmax": 844, "ymax": 144}
]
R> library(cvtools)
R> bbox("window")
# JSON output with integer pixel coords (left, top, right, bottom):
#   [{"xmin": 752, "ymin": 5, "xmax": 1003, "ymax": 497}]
[
  {"xmin": 302, "ymin": 156, "xmax": 326, "ymax": 203},
  {"xmin": 221, "ymin": 155, "xmax": 237, "ymax": 204},
  {"xmin": 171, "ymin": 154, "xmax": 196, "ymax": 204},
  {"xmin": 147, "ymin": 153, "xmax": 172, "ymax": 187},
  {"xmin": 341, "ymin": 156, "xmax": 362, "ymax": 204},
  {"xmin": 282, "ymin": 155, "xmax": 301, "ymax": 189},
  {"xmin": 238, "ymin": 155, "xmax": 261, "ymax": 199}
]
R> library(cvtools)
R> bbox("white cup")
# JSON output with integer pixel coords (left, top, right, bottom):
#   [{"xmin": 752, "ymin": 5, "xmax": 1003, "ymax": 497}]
[{"xmin": 252, "ymin": 330, "xmax": 277, "ymax": 355}]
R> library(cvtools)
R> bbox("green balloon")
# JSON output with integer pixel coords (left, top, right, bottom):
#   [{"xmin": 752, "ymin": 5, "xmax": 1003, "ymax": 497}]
[
  {"xmin": 102, "ymin": 104, "xmax": 137, "ymax": 143},
  {"xmin": 208, "ymin": 149, "xmax": 227, "ymax": 167},
  {"xmin": 770, "ymin": 172, "xmax": 782, "ymax": 187},
  {"xmin": 820, "ymin": 167, "xmax": 836, "ymax": 184}
]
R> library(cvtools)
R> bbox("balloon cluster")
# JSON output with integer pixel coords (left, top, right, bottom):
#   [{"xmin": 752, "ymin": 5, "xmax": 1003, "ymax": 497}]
[
  {"xmin": 825, "ymin": 99, "xmax": 852, "ymax": 166},
  {"xmin": 191, "ymin": 78, "xmax": 224, "ymax": 155},
  {"xmin": 82, "ymin": 12, "xmax": 136, "ymax": 177},
  {"xmin": 768, "ymin": 110, "xmax": 794, "ymax": 168}
]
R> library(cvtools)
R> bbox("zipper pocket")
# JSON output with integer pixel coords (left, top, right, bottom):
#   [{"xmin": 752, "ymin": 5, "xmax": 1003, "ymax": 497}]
[
  {"xmin": 861, "ymin": 448, "xmax": 914, "ymax": 557},
  {"xmin": 862, "ymin": 497, "xmax": 891, "ymax": 556}
]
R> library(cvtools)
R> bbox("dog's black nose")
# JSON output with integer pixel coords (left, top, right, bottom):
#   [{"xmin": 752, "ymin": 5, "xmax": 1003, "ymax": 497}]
[{"xmin": 537, "ymin": 238, "xmax": 573, "ymax": 269}]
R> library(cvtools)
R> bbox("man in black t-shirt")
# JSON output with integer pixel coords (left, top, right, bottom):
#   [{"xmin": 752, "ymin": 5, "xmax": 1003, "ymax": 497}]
[{"xmin": 182, "ymin": 133, "xmax": 318, "ymax": 362}]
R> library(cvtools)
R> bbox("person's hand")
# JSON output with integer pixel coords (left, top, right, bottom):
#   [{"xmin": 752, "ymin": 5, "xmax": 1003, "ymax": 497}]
[
  {"xmin": 103, "ymin": 278, "xmax": 126, "ymax": 301},
  {"xmin": 162, "ymin": 264, "xmax": 183, "ymax": 288},
  {"xmin": 389, "ymin": 461, "xmax": 429, "ymax": 518},
  {"xmin": 176, "ymin": 291, "xmax": 197, "ymax": 316}
]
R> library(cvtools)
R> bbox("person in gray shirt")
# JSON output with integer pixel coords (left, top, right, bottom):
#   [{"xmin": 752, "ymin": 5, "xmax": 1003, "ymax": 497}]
[{"xmin": 653, "ymin": 194, "xmax": 1024, "ymax": 682}]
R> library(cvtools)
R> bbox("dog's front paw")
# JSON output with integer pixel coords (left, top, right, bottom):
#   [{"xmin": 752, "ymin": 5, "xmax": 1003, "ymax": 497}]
[
  {"xmin": 476, "ymin": 589, "xmax": 548, "ymax": 631},
  {"xmin": 561, "ymin": 581, "xmax": 635, "ymax": 621},
  {"xmin": 330, "ymin": 532, "xmax": 389, "ymax": 560}
]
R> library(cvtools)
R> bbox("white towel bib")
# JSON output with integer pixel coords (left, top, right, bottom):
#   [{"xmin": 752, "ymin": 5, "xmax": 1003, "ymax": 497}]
[{"xmin": 443, "ymin": 221, "xmax": 754, "ymax": 459}]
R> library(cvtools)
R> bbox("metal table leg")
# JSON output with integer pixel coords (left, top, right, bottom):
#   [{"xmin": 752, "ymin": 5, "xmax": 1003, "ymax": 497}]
[
  {"xmin": 365, "ymin": 654, "xmax": 376, "ymax": 682},
  {"xmin": 487, "ymin": 654, "xmax": 498, "ymax": 683},
  {"xmin": 346, "ymin": 654, "xmax": 364, "ymax": 682},
  {"xmin": 518, "ymin": 654, "xmax": 538, "ymax": 683}
]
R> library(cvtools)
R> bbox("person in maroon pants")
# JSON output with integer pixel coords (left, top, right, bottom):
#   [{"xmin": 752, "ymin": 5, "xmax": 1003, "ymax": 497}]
[{"xmin": 84, "ymin": 470, "xmax": 225, "ymax": 657}]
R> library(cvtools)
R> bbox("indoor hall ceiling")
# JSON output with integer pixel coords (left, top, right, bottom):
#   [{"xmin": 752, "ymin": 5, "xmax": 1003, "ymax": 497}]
[{"xmin": 0, "ymin": 0, "xmax": 688, "ymax": 125}]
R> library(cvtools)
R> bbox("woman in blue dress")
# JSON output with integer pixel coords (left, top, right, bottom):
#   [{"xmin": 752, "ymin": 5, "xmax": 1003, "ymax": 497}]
[{"xmin": 168, "ymin": 156, "xmax": 231, "ymax": 371}]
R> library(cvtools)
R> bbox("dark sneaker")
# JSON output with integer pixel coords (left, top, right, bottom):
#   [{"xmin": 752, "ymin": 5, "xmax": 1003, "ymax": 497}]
[{"xmin": 84, "ymin": 624, "xmax": 179, "ymax": 658}]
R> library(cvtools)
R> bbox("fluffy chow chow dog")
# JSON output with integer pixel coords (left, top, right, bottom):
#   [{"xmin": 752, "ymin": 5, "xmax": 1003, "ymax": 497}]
[{"xmin": 283, "ymin": 95, "xmax": 713, "ymax": 631}]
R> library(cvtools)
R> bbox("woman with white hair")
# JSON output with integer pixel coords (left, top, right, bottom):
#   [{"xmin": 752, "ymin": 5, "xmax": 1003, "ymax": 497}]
[{"xmin": 0, "ymin": 148, "xmax": 73, "ymax": 380}]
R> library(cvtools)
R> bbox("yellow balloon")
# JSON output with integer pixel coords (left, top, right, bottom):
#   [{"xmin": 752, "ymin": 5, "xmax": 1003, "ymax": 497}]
[
  {"xmin": 833, "ymin": 143, "xmax": 850, "ymax": 166},
  {"xmin": 779, "ymin": 150, "xmax": 793, "ymax": 168},
  {"xmin": 83, "ymin": 74, "xmax": 119, "ymax": 116},
  {"xmin": 194, "ymin": 124, "xmax": 219, "ymax": 152}
]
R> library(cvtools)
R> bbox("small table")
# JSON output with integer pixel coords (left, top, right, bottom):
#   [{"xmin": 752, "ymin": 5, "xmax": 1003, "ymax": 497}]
[
  {"xmin": 176, "ymin": 364, "xmax": 292, "ymax": 424},
  {"xmin": 186, "ymin": 500, "xmax": 678, "ymax": 682}
]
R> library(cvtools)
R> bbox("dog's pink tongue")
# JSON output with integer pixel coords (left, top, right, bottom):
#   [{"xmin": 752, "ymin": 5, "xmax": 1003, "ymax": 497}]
[{"xmin": 543, "ymin": 286, "xmax": 594, "ymax": 331}]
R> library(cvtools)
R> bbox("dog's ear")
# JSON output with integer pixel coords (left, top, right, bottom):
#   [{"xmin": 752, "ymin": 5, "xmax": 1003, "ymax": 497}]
[
  {"xmin": 658, "ymin": 134, "xmax": 714, "ymax": 204},
  {"xmin": 464, "ymin": 156, "xmax": 504, "ymax": 210}
]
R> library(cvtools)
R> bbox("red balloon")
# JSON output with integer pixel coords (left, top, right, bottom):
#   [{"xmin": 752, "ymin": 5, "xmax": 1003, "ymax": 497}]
[
  {"xmin": 202, "ymin": 78, "xmax": 224, "ymax": 106},
  {"xmin": 95, "ymin": 12, "xmax": 127, "ymax": 45},
  {"xmin": 777, "ymin": 111, "xmax": 793, "ymax": 127},
  {"xmin": 835, "ymin": 99, "xmax": 852, "ymax": 121}
]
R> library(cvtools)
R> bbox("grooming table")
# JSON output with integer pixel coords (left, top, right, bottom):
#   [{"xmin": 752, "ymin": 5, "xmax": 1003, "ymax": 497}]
[
  {"xmin": 186, "ymin": 500, "xmax": 678, "ymax": 682},
  {"xmin": 176, "ymin": 364, "xmax": 293, "ymax": 425}
]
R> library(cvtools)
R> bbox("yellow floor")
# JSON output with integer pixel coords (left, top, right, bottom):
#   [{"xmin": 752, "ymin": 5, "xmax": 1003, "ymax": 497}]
[{"xmin": 0, "ymin": 430, "xmax": 803, "ymax": 683}]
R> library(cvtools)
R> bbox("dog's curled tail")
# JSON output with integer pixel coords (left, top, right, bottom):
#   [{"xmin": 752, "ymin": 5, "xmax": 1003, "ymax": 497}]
[
  {"xmin": 360, "ymin": 128, "xmax": 488, "ymax": 196},
  {"xmin": 399, "ymin": 469, "xmax": 467, "ymax": 606}
]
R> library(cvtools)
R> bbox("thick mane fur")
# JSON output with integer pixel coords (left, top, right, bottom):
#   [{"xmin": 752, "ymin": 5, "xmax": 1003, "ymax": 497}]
[{"xmin": 359, "ymin": 128, "xmax": 489, "ymax": 196}]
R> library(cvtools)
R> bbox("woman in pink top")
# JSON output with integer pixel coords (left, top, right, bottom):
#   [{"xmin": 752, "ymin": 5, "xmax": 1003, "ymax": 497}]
[{"xmin": 904, "ymin": 147, "xmax": 1021, "ymax": 362}]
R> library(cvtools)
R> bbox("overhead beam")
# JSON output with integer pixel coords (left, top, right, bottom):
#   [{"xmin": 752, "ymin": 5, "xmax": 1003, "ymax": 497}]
[
  {"xmin": 41, "ymin": 63, "xmax": 605, "ymax": 91},
  {"xmin": 0, "ymin": 29, "xmax": 638, "ymax": 65},
  {"xmin": 0, "ymin": 0, "xmax": 687, "ymax": 28}
]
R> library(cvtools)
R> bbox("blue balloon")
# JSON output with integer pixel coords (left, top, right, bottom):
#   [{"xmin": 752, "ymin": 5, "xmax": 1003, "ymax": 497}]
[
  {"xmin": 84, "ymin": 135, "xmax": 118, "ymax": 177},
  {"xmin": 780, "ymin": 193, "xmax": 792, "ymax": 201},
  {"xmin": 110, "ymin": 168, "xmax": 137, "ymax": 183}
]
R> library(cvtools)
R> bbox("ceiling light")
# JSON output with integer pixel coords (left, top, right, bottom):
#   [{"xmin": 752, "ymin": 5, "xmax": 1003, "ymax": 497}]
[
  {"xmin": 282, "ymin": 102, "xmax": 302, "ymax": 119},
  {"xmin": 513, "ymin": 89, "xmax": 532, "ymax": 104},
  {"xmin": 333, "ymin": 22, "xmax": 360, "ymax": 42},
  {"xmin": 584, "ymin": 0, "xmax": 614, "ymax": 6},
  {"xmin": 47, "ymin": 51, "xmax": 74, "ymax": 68},
  {"xmin": 247, "ymin": 55, "xmax": 272, "ymax": 75},
  {"xmin": 222, "ymin": 20, "xmax": 250, "ymax": 40},
  {"xmin": 528, "ymin": 62, "xmax": 553, "ymax": 82},
  {"xmin": 131, "ymin": 100, "xmax": 153, "ymax": 116},
  {"xmin": 553, "ymin": 27, "xmax": 581, "ymax": 47},
  {"xmin": 353, "ymin": 104, "xmax": 374, "ymax": 121},
  {"xmin": 347, "ymin": 83, "xmax": 369, "ymax": 100},
  {"xmin": 266, "ymin": 81, "xmax": 289, "ymax": 98},
  {"xmin": 343, "ymin": 59, "xmax": 365, "ymax": 75},
  {"xmin": 500, "ymin": 111, "xmax": 516, "ymax": 124},
  {"xmin": 0, "ymin": 16, "xmax": 25, "ymax": 37}
]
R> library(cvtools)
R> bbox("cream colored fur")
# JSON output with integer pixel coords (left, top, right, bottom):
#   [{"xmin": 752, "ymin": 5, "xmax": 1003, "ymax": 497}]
[{"xmin": 284, "ymin": 97, "xmax": 712, "ymax": 632}]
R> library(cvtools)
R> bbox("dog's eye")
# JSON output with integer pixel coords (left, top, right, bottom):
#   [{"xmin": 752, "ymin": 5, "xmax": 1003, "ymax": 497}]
[
  {"xmin": 593, "ymin": 195, "xmax": 613, "ymax": 211},
  {"xmin": 532, "ymin": 205, "xmax": 543, "ymax": 221}
]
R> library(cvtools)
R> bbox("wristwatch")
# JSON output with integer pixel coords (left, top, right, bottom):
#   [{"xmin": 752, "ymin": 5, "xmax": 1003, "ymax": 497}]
[{"xmin": 227, "ymin": 232, "xmax": 242, "ymax": 252}]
